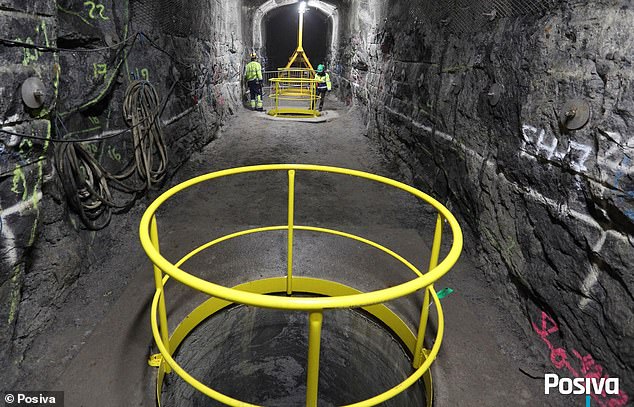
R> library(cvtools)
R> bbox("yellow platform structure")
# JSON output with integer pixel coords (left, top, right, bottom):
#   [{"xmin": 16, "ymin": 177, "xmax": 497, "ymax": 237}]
[
  {"xmin": 268, "ymin": 73, "xmax": 320, "ymax": 118},
  {"xmin": 267, "ymin": 1, "xmax": 320, "ymax": 117},
  {"xmin": 140, "ymin": 164, "xmax": 464, "ymax": 407}
]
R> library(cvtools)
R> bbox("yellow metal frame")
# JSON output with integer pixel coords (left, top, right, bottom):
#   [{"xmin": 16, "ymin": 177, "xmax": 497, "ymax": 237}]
[
  {"xmin": 284, "ymin": 2, "xmax": 315, "ymax": 73},
  {"xmin": 268, "ymin": 75, "xmax": 321, "ymax": 117},
  {"xmin": 139, "ymin": 164, "xmax": 463, "ymax": 407},
  {"xmin": 266, "ymin": 1, "xmax": 318, "ymax": 118}
]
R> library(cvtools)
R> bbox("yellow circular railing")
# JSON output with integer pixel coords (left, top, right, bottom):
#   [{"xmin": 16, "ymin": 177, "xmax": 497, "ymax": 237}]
[{"xmin": 139, "ymin": 164, "xmax": 463, "ymax": 407}]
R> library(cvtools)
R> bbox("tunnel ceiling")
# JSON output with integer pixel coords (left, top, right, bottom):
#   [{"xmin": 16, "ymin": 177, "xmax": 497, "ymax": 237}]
[
  {"xmin": 245, "ymin": 0, "xmax": 560, "ymax": 36},
  {"xmin": 413, "ymin": 0, "xmax": 560, "ymax": 34},
  {"xmin": 243, "ymin": 0, "xmax": 558, "ymax": 15},
  {"xmin": 131, "ymin": 0, "xmax": 216, "ymax": 39},
  {"xmin": 244, "ymin": 0, "xmax": 350, "ymax": 8}
]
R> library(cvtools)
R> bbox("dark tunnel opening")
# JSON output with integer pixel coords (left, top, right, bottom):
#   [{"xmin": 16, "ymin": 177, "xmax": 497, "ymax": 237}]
[{"xmin": 263, "ymin": 4, "xmax": 331, "ymax": 70}]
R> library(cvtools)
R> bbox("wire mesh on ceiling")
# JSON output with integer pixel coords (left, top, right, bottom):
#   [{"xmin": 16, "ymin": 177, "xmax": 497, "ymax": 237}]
[
  {"xmin": 130, "ymin": 0, "xmax": 214, "ymax": 40},
  {"xmin": 411, "ymin": 0, "xmax": 559, "ymax": 34}
]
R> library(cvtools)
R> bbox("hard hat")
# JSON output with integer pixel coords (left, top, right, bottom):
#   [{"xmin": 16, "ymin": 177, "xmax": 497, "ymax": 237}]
[
  {"xmin": 250, "ymin": 52, "xmax": 257, "ymax": 60},
  {"xmin": 316, "ymin": 64, "xmax": 325, "ymax": 73}
]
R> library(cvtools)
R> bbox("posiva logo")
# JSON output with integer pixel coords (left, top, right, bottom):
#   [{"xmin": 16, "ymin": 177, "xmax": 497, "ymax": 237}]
[{"xmin": 545, "ymin": 374, "xmax": 620, "ymax": 405}]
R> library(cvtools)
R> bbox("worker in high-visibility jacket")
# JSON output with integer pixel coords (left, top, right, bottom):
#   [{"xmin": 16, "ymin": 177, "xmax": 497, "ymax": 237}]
[
  {"xmin": 245, "ymin": 52, "xmax": 263, "ymax": 111},
  {"xmin": 314, "ymin": 64, "xmax": 332, "ymax": 112}
]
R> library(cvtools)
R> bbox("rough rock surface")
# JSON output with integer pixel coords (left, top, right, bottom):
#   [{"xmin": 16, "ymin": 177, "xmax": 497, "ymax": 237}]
[
  {"xmin": 2, "ymin": 0, "xmax": 633, "ymax": 404},
  {"xmin": 0, "ymin": 0, "xmax": 57, "ymax": 388},
  {"xmin": 335, "ymin": 0, "xmax": 634, "ymax": 399},
  {"xmin": 1, "ymin": 0, "xmax": 244, "ymax": 389}
]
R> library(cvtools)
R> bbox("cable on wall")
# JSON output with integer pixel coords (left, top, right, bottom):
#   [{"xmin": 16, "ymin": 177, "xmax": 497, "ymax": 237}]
[
  {"xmin": 1, "ymin": 30, "xmax": 207, "ymax": 229},
  {"xmin": 117, "ymin": 80, "xmax": 168, "ymax": 191},
  {"xmin": 53, "ymin": 80, "xmax": 168, "ymax": 229}
]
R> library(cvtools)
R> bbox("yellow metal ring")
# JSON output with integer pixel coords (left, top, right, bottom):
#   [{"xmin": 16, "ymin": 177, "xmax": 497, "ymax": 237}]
[
  {"xmin": 139, "ymin": 164, "xmax": 463, "ymax": 311},
  {"xmin": 151, "ymin": 277, "xmax": 445, "ymax": 407}
]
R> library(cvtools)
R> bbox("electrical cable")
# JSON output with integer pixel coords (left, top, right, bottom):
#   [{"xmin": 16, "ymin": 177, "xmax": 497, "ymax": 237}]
[
  {"xmin": 54, "ymin": 141, "xmax": 116, "ymax": 229},
  {"xmin": 115, "ymin": 80, "xmax": 169, "ymax": 191},
  {"xmin": 0, "ymin": 157, "xmax": 47, "ymax": 178},
  {"xmin": 0, "ymin": 125, "xmax": 132, "ymax": 143},
  {"xmin": 53, "ymin": 80, "xmax": 169, "ymax": 229},
  {"xmin": 0, "ymin": 33, "xmax": 138, "ymax": 53},
  {"xmin": 1, "ymin": 30, "xmax": 203, "ymax": 229},
  {"xmin": 56, "ymin": 34, "xmax": 138, "ymax": 118},
  {"xmin": 0, "ymin": 80, "xmax": 171, "ymax": 144}
]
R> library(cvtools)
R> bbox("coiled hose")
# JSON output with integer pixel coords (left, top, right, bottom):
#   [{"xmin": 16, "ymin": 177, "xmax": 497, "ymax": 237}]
[
  {"xmin": 117, "ymin": 80, "xmax": 168, "ymax": 190},
  {"xmin": 55, "ymin": 80, "xmax": 168, "ymax": 230}
]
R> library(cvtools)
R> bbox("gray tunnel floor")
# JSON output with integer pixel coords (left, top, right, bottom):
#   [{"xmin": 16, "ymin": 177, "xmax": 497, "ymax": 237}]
[{"xmin": 51, "ymin": 97, "xmax": 576, "ymax": 406}]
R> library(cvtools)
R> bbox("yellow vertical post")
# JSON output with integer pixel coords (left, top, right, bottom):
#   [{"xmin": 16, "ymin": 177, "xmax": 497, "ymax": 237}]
[
  {"xmin": 413, "ymin": 286, "xmax": 431, "ymax": 368},
  {"xmin": 428, "ymin": 213, "xmax": 444, "ymax": 272},
  {"xmin": 297, "ymin": 7, "xmax": 304, "ymax": 51},
  {"xmin": 150, "ymin": 215, "xmax": 171, "ymax": 373},
  {"xmin": 312, "ymin": 81, "xmax": 317, "ymax": 116},
  {"xmin": 275, "ymin": 81, "xmax": 280, "ymax": 115},
  {"xmin": 306, "ymin": 311, "xmax": 323, "ymax": 407},
  {"xmin": 309, "ymin": 79, "xmax": 313, "ymax": 112},
  {"xmin": 413, "ymin": 213, "xmax": 443, "ymax": 368},
  {"xmin": 287, "ymin": 170, "xmax": 296, "ymax": 295}
]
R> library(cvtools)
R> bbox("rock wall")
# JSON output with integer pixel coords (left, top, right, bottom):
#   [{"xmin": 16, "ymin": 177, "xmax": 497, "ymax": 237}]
[
  {"xmin": 3, "ymin": 0, "xmax": 632, "ymax": 400},
  {"xmin": 1, "ymin": 0, "xmax": 245, "ymax": 389},
  {"xmin": 0, "ymin": 0, "xmax": 58, "ymax": 389},
  {"xmin": 338, "ymin": 0, "xmax": 633, "ymax": 400}
]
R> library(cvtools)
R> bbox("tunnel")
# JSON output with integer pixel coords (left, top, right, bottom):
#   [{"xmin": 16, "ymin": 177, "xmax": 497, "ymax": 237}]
[
  {"xmin": 0, "ymin": 1, "xmax": 633, "ymax": 407},
  {"xmin": 262, "ymin": 4, "xmax": 332, "ymax": 70}
]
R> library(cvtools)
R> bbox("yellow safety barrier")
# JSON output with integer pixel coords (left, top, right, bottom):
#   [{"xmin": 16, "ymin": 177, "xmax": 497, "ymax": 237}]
[{"xmin": 139, "ymin": 164, "xmax": 463, "ymax": 407}]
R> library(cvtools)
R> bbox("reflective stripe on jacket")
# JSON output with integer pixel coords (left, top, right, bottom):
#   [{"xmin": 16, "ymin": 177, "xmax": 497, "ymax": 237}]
[
  {"xmin": 245, "ymin": 61, "xmax": 263, "ymax": 81},
  {"xmin": 315, "ymin": 73, "xmax": 331, "ymax": 91}
]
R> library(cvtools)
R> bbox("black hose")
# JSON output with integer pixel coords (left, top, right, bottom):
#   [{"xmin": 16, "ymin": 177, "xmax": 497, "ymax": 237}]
[{"xmin": 54, "ymin": 81, "xmax": 168, "ymax": 230}]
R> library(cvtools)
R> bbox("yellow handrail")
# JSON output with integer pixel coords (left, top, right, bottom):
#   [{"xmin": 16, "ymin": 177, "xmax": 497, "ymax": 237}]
[
  {"xmin": 140, "ymin": 164, "xmax": 463, "ymax": 407},
  {"xmin": 286, "ymin": 170, "xmax": 295, "ymax": 295},
  {"xmin": 267, "ymin": 73, "xmax": 320, "ymax": 117}
]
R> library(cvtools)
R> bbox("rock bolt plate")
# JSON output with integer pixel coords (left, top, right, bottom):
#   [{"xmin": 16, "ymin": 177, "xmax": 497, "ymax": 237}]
[
  {"xmin": 560, "ymin": 99, "xmax": 590, "ymax": 130},
  {"xmin": 21, "ymin": 77, "xmax": 46, "ymax": 109}
]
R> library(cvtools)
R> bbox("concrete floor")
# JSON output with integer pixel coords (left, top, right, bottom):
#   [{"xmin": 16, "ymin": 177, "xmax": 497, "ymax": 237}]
[{"xmin": 52, "ymin": 98, "xmax": 579, "ymax": 406}]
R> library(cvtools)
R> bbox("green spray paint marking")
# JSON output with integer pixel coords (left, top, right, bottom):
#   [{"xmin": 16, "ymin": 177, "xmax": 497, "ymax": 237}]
[
  {"xmin": 28, "ymin": 216, "xmax": 40, "ymax": 246},
  {"xmin": 20, "ymin": 138, "xmax": 33, "ymax": 150},
  {"xmin": 41, "ymin": 20, "xmax": 49, "ymax": 47},
  {"xmin": 17, "ymin": 37, "xmax": 39, "ymax": 66},
  {"xmin": 83, "ymin": 142, "xmax": 99, "ymax": 155},
  {"xmin": 7, "ymin": 264, "xmax": 24, "ymax": 324},
  {"xmin": 60, "ymin": 57, "xmax": 125, "ymax": 117},
  {"xmin": 32, "ymin": 156, "xmax": 44, "ymax": 211},
  {"xmin": 42, "ymin": 121, "xmax": 52, "ymax": 152},
  {"xmin": 64, "ymin": 126, "xmax": 102, "ymax": 137},
  {"xmin": 84, "ymin": 1, "xmax": 110, "ymax": 20},
  {"xmin": 11, "ymin": 168, "xmax": 28, "ymax": 200},
  {"xmin": 57, "ymin": 4, "xmax": 94, "ymax": 27},
  {"xmin": 94, "ymin": 63, "xmax": 108, "ymax": 79}
]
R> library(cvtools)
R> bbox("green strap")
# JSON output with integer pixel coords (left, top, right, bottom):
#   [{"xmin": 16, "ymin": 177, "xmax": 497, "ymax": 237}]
[{"xmin": 436, "ymin": 287, "xmax": 454, "ymax": 300}]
